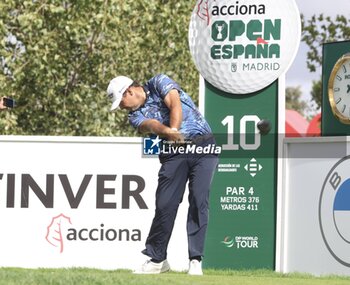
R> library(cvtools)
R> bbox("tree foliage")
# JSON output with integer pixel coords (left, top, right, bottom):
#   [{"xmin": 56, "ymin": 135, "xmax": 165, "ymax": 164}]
[
  {"xmin": 301, "ymin": 14, "xmax": 350, "ymax": 109},
  {"xmin": 310, "ymin": 79, "xmax": 322, "ymax": 109},
  {"xmin": 4, "ymin": 3, "xmax": 347, "ymax": 135},
  {"xmin": 0, "ymin": 0, "xmax": 199, "ymax": 136},
  {"xmin": 285, "ymin": 86, "xmax": 307, "ymax": 116}
]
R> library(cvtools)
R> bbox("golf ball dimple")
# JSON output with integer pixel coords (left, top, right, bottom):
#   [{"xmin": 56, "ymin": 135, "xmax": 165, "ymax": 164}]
[{"xmin": 188, "ymin": 0, "xmax": 301, "ymax": 95}]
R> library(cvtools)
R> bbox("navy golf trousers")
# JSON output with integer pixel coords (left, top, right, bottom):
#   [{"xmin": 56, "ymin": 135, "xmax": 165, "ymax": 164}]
[{"xmin": 142, "ymin": 136, "xmax": 218, "ymax": 261}]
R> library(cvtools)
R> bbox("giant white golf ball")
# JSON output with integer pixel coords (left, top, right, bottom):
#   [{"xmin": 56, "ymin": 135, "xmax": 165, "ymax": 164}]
[{"xmin": 188, "ymin": 0, "xmax": 301, "ymax": 94}]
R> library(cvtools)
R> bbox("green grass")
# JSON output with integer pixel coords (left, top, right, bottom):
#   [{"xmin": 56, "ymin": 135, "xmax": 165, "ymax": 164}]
[{"xmin": 0, "ymin": 268, "xmax": 350, "ymax": 285}]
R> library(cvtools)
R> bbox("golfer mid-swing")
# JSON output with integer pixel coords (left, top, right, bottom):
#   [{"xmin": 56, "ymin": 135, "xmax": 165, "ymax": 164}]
[{"xmin": 107, "ymin": 74, "xmax": 218, "ymax": 275}]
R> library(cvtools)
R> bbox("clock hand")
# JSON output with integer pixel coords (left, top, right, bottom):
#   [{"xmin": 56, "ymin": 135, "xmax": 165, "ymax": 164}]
[{"xmin": 347, "ymin": 85, "xmax": 350, "ymax": 94}]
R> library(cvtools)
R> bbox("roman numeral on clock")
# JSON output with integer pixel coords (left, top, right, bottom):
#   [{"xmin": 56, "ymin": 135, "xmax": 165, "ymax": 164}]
[
  {"xmin": 343, "ymin": 65, "xmax": 347, "ymax": 73},
  {"xmin": 342, "ymin": 104, "xmax": 346, "ymax": 113}
]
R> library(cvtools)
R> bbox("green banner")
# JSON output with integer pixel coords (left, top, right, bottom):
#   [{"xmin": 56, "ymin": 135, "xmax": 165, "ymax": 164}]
[{"xmin": 204, "ymin": 80, "xmax": 278, "ymax": 269}]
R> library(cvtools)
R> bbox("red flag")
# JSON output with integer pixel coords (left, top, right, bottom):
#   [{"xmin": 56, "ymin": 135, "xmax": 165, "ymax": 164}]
[{"xmin": 257, "ymin": 37, "xmax": 269, "ymax": 45}]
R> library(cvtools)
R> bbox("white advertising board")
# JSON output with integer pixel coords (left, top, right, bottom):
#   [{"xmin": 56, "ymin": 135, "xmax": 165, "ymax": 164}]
[
  {"xmin": 278, "ymin": 136, "xmax": 350, "ymax": 276},
  {"xmin": 0, "ymin": 136, "xmax": 189, "ymax": 271}
]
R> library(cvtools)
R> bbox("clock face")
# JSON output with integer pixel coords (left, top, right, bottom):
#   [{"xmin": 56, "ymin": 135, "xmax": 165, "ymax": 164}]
[{"xmin": 328, "ymin": 54, "xmax": 350, "ymax": 124}]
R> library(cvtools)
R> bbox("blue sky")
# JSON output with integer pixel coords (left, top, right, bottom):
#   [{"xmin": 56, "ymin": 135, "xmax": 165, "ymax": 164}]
[{"xmin": 286, "ymin": 0, "xmax": 350, "ymax": 113}]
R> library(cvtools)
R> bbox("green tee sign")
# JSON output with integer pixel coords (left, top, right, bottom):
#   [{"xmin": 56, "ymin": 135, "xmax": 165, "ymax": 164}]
[
  {"xmin": 203, "ymin": 80, "xmax": 278, "ymax": 269},
  {"xmin": 188, "ymin": 0, "xmax": 301, "ymax": 269}
]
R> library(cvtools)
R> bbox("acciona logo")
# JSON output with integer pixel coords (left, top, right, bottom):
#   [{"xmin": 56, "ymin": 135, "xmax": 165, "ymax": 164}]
[
  {"xmin": 45, "ymin": 214, "xmax": 141, "ymax": 253},
  {"xmin": 211, "ymin": 2, "xmax": 266, "ymax": 17},
  {"xmin": 319, "ymin": 156, "xmax": 350, "ymax": 267},
  {"xmin": 0, "ymin": 173, "xmax": 148, "ymax": 254},
  {"xmin": 188, "ymin": 0, "xmax": 301, "ymax": 94}
]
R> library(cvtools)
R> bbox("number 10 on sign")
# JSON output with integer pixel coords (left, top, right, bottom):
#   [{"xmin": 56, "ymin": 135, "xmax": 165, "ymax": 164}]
[{"xmin": 222, "ymin": 115, "xmax": 261, "ymax": 151}]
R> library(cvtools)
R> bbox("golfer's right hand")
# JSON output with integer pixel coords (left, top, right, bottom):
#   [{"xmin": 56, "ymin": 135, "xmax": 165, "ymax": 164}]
[{"xmin": 165, "ymin": 128, "xmax": 185, "ymax": 144}]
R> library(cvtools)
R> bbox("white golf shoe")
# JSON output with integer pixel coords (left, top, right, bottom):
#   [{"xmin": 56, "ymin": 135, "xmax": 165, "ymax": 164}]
[
  {"xmin": 133, "ymin": 259, "xmax": 170, "ymax": 274},
  {"xmin": 188, "ymin": 259, "xmax": 203, "ymax": 275}
]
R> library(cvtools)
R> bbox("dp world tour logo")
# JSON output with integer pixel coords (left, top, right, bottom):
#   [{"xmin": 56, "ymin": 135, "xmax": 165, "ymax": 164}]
[
  {"xmin": 319, "ymin": 156, "xmax": 350, "ymax": 267},
  {"xmin": 221, "ymin": 235, "xmax": 258, "ymax": 249},
  {"xmin": 222, "ymin": 236, "xmax": 235, "ymax": 248}
]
